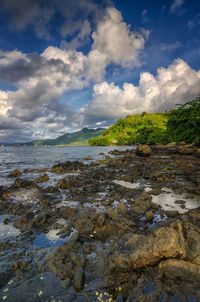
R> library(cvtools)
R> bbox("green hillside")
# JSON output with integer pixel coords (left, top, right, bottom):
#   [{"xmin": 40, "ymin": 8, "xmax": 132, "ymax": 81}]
[
  {"xmin": 89, "ymin": 97, "xmax": 200, "ymax": 146},
  {"xmin": 25, "ymin": 128, "xmax": 105, "ymax": 146}
]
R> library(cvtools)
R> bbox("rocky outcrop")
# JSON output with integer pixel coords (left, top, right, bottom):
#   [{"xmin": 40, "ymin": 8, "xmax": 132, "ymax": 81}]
[
  {"xmin": 47, "ymin": 234, "xmax": 85, "ymax": 291},
  {"xmin": 35, "ymin": 173, "xmax": 49, "ymax": 183},
  {"xmin": 115, "ymin": 222, "xmax": 186, "ymax": 270},
  {"xmin": 131, "ymin": 192, "xmax": 152, "ymax": 216},
  {"xmin": 135, "ymin": 144, "xmax": 152, "ymax": 156},
  {"xmin": 178, "ymin": 146, "xmax": 194, "ymax": 155},
  {"xmin": 8, "ymin": 169, "xmax": 22, "ymax": 178},
  {"xmin": 51, "ymin": 161, "xmax": 85, "ymax": 174},
  {"xmin": 159, "ymin": 259, "xmax": 200, "ymax": 283},
  {"xmin": 74, "ymin": 214, "xmax": 94, "ymax": 236}
]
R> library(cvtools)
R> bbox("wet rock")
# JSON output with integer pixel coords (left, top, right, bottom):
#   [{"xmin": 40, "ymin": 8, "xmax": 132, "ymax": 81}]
[
  {"xmin": 115, "ymin": 222, "xmax": 186, "ymax": 270},
  {"xmin": 83, "ymin": 156, "xmax": 93, "ymax": 160},
  {"xmin": 0, "ymin": 265, "xmax": 13, "ymax": 288},
  {"xmin": 12, "ymin": 178, "xmax": 37, "ymax": 189},
  {"xmin": 73, "ymin": 266, "xmax": 84, "ymax": 291},
  {"xmin": 166, "ymin": 210, "xmax": 179, "ymax": 218},
  {"xmin": 117, "ymin": 203, "xmax": 127, "ymax": 215},
  {"xmin": 47, "ymin": 235, "xmax": 85, "ymax": 291},
  {"xmin": 96, "ymin": 213, "xmax": 106, "ymax": 226},
  {"xmin": 159, "ymin": 259, "xmax": 200, "ymax": 285},
  {"xmin": 1, "ymin": 272, "xmax": 84, "ymax": 302},
  {"xmin": 35, "ymin": 173, "xmax": 49, "ymax": 183},
  {"xmin": 51, "ymin": 161, "xmax": 85, "ymax": 174},
  {"xmin": 185, "ymin": 224, "xmax": 200, "ymax": 265},
  {"xmin": 61, "ymin": 277, "xmax": 71, "ymax": 289},
  {"xmin": 32, "ymin": 211, "xmax": 54, "ymax": 227},
  {"xmin": 14, "ymin": 210, "xmax": 54, "ymax": 233},
  {"xmin": 178, "ymin": 146, "xmax": 194, "ymax": 155},
  {"xmin": 145, "ymin": 211, "xmax": 153, "ymax": 221},
  {"xmin": 131, "ymin": 193, "xmax": 152, "ymax": 216},
  {"xmin": 63, "ymin": 207, "xmax": 78, "ymax": 218},
  {"xmin": 188, "ymin": 209, "xmax": 200, "ymax": 224},
  {"xmin": 40, "ymin": 185, "xmax": 60, "ymax": 193},
  {"xmin": 150, "ymin": 171, "xmax": 167, "ymax": 181},
  {"xmin": 3, "ymin": 217, "xmax": 10, "ymax": 224},
  {"xmin": 8, "ymin": 169, "xmax": 22, "ymax": 178},
  {"xmin": 75, "ymin": 214, "xmax": 94, "ymax": 236},
  {"xmin": 14, "ymin": 211, "xmax": 35, "ymax": 231},
  {"xmin": 196, "ymin": 148, "xmax": 200, "ymax": 156},
  {"xmin": 131, "ymin": 203, "xmax": 149, "ymax": 216},
  {"xmin": 56, "ymin": 175, "xmax": 79, "ymax": 189},
  {"xmin": 136, "ymin": 145, "xmax": 152, "ymax": 157}
]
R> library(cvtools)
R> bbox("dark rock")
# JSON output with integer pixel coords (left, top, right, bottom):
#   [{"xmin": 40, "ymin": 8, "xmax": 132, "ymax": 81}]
[
  {"xmin": 131, "ymin": 192, "xmax": 152, "ymax": 216},
  {"xmin": 12, "ymin": 178, "xmax": 37, "ymax": 189},
  {"xmin": 0, "ymin": 265, "xmax": 13, "ymax": 288},
  {"xmin": 188, "ymin": 209, "xmax": 200, "ymax": 224},
  {"xmin": 115, "ymin": 222, "xmax": 186, "ymax": 270},
  {"xmin": 47, "ymin": 235, "xmax": 85, "ymax": 290},
  {"xmin": 75, "ymin": 214, "xmax": 94, "ymax": 236},
  {"xmin": 178, "ymin": 146, "xmax": 194, "ymax": 155},
  {"xmin": 145, "ymin": 210, "xmax": 153, "ymax": 221},
  {"xmin": 166, "ymin": 210, "xmax": 179, "ymax": 218},
  {"xmin": 159, "ymin": 259, "xmax": 200, "ymax": 285},
  {"xmin": 185, "ymin": 223, "xmax": 200, "ymax": 265},
  {"xmin": 51, "ymin": 161, "xmax": 85, "ymax": 174},
  {"xmin": 136, "ymin": 145, "xmax": 152, "ymax": 157},
  {"xmin": 73, "ymin": 266, "xmax": 84, "ymax": 291},
  {"xmin": 117, "ymin": 203, "xmax": 127, "ymax": 215},
  {"xmin": 63, "ymin": 207, "xmax": 78, "ymax": 218},
  {"xmin": 35, "ymin": 173, "xmax": 49, "ymax": 183},
  {"xmin": 8, "ymin": 169, "xmax": 22, "ymax": 178},
  {"xmin": 83, "ymin": 156, "xmax": 93, "ymax": 160}
]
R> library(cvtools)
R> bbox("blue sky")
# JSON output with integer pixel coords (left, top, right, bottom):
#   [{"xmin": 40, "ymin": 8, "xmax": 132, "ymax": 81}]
[{"xmin": 0, "ymin": 0, "xmax": 199, "ymax": 142}]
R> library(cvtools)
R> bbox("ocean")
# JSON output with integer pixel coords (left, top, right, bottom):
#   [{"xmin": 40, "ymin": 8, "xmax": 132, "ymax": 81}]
[{"xmin": 0, "ymin": 145, "xmax": 134, "ymax": 186}]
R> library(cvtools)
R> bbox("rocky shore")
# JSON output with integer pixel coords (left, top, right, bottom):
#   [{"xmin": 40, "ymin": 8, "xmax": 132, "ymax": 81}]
[{"xmin": 0, "ymin": 144, "xmax": 200, "ymax": 302}]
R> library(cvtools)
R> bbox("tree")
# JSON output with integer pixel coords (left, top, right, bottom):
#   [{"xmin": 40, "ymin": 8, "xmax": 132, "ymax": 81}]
[{"xmin": 166, "ymin": 97, "xmax": 200, "ymax": 144}]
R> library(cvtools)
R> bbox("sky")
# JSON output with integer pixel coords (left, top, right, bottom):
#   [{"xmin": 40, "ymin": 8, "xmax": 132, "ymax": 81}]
[{"xmin": 0, "ymin": 0, "xmax": 199, "ymax": 143}]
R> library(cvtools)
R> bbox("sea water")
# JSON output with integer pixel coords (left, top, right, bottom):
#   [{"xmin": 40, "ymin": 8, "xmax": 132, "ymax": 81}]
[{"xmin": 0, "ymin": 145, "xmax": 134, "ymax": 186}]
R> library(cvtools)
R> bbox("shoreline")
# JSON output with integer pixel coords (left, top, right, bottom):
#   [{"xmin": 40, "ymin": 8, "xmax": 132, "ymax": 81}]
[{"xmin": 0, "ymin": 144, "xmax": 200, "ymax": 301}]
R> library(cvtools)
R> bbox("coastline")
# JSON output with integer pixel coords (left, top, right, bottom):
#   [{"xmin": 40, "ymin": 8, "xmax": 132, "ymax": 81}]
[{"xmin": 0, "ymin": 144, "xmax": 200, "ymax": 301}]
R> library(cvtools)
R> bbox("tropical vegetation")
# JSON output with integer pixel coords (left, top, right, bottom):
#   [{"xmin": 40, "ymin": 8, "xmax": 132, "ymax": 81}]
[{"xmin": 89, "ymin": 97, "xmax": 200, "ymax": 146}]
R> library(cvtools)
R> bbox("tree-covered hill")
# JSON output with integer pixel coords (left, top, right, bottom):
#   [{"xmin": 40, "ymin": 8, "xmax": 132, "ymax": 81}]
[
  {"xmin": 89, "ymin": 97, "xmax": 200, "ymax": 146},
  {"xmin": 25, "ymin": 128, "xmax": 105, "ymax": 146}
]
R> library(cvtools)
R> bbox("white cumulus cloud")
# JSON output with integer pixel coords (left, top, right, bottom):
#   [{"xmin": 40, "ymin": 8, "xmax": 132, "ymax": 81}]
[
  {"xmin": 81, "ymin": 59, "xmax": 200, "ymax": 123},
  {"xmin": 87, "ymin": 7, "xmax": 150, "ymax": 80}
]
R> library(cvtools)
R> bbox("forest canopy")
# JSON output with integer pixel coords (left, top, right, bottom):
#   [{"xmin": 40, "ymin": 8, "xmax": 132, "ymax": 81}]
[{"xmin": 89, "ymin": 97, "xmax": 200, "ymax": 146}]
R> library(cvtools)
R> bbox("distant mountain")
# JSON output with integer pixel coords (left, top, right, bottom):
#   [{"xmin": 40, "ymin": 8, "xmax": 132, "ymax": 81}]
[
  {"xmin": 24, "ymin": 128, "xmax": 105, "ymax": 146},
  {"xmin": 0, "ymin": 142, "xmax": 13, "ymax": 146}
]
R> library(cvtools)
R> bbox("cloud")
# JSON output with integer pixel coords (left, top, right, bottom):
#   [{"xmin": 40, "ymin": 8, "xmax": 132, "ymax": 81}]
[
  {"xmin": 61, "ymin": 20, "xmax": 92, "ymax": 50},
  {"xmin": 0, "ymin": 46, "xmax": 88, "ymax": 127},
  {"xmin": 170, "ymin": 0, "xmax": 186, "ymax": 15},
  {"xmin": 141, "ymin": 9, "xmax": 150, "ymax": 23},
  {"xmin": 0, "ymin": 6, "xmax": 150, "ymax": 129},
  {"xmin": 87, "ymin": 7, "xmax": 150, "ymax": 80},
  {"xmin": 0, "ymin": 0, "xmax": 39, "ymax": 29},
  {"xmin": 160, "ymin": 41, "xmax": 183, "ymax": 51},
  {"xmin": 0, "ymin": 0, "xmax": 54, "ymax": 39},
  {"xmin": 187, "ymin": 13, "xmax": 200, "ymax": 28},
  {"xmin": 0, "ymin": 6, "xmax": 149, "ymax": 141},
  {"xmin": 81, "ymin": 59, "xmax": 200, "ymax": 124},
  {"xmin": 0, "ymin": 0, "xmax": 111, "ymax": 40}
]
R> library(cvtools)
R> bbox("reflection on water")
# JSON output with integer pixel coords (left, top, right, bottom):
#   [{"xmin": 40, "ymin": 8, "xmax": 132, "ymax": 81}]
[
  {"xmin": 151, "ymin": 188, "xmax": 200, "ymax": 213},
  {"xmin": 0, "ymin": 215, "xmax": 20, "ymax": 240},
  {"xmin": 33, "ymin": 228, "xmax": 77, "ymax": 248}
]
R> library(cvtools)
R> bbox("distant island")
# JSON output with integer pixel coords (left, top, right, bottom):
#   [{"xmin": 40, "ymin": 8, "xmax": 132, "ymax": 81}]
[
  {"xmin": 89, "ymin": 97, "xmax": 200, "ymax": 146},
  {"xmin": 23, "ymin": 127, "xmax": 105, "ymax": 146}
]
